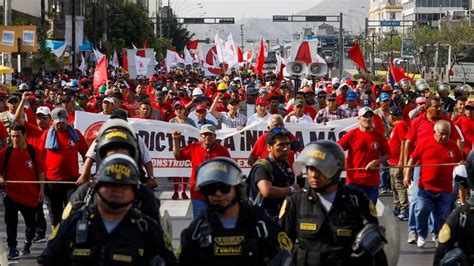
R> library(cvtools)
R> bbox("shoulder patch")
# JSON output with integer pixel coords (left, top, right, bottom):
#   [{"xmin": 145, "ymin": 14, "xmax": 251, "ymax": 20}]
[
  {"xmin": 278, "ymin": 199, "xmax": 287, "ymax": 219},
  {"xmin": 277, "ymin": 231, "xmax": 293, "ymax": 252},
  {"xmin": 61, "ymin": 202, "xmax": 73, "ymax": 220},
  {"xmin": 368, "ymin": 200, "xmax": 377, "ymax": 217},
  {"xmin": 163, "ymin": 233, "xmax": 174, "ymax": 252},
  {"xmin": 438, "ymin": 223, "xmax": 451, "ymax": 244},
  {"xmin": 49, "ymin": 224, "xmax": 60, "ymax": 240}
]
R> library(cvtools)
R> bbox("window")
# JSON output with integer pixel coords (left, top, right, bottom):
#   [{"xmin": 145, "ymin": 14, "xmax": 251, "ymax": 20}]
[{"xmin": 390, "ymin": 12, "xmax": 396, "ymax": 19}]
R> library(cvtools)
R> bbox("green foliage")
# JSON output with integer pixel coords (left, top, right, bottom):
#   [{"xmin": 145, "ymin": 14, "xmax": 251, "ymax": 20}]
[
  {"xmin": 84, "ymin": 1, "xmax": 192, "ymax": 61},
  {"xmin": 30, "ymin": 26, "xmax": 60, "ymax": 74}
]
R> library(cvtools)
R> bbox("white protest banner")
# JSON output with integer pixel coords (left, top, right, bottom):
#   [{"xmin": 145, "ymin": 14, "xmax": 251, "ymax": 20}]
[{"xmin": 75, "ymin": 111, "xmax": 358, "ymax": 177}]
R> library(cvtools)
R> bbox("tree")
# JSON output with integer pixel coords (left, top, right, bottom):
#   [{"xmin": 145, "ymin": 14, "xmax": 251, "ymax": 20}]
[
  {"xmin": 408, "ymin": 25, "xmax": 440, "ymax": 74},
  {"xmin": 84, "ymin": 1, "xmax": 192, "ymax": 62}
]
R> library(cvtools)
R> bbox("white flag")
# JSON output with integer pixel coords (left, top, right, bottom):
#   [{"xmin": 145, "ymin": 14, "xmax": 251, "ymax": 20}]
[
  {"xmin": 183, "ymin": 46, "xmax": 194, "ymax": 65},
  {"xmin": 53, "ymin": 42, "xmax": 68, "ymax": 57},
  {"xmin": 110, "ymin": 49, "xmax": 120, "ymax": 68},
  {"xmin": 134, "ymin": 55, "xmax": 150, "ymax": 76},
  {"xmin": 92, "ymin": 47, "xmax": 104, "ymax": 62},
  {"xmin": 214, "ymin": 32, "xmax": 225, "ymax": 63},
  {"xmin": 225, "ymin": 33, "xmax": 239, "ymax": 67},
  {"xmin": 79, "ymin": 53, "xmax": 87, "ymax": 74}
]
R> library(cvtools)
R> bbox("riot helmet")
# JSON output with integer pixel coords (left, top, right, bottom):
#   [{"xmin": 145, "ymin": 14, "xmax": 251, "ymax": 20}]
[
  {"xmin": 294, "ymin": 140, "xmax": 345, "ymax": 182},
  {"xmin": 437, "ymin": 83, "xmax": 451, "ymax": 95},
  {"xmin": 195, "ymin": 157, "xmax": 244, "ymax": 190},
  {"xmin": 95, "ymin": 118, "xmax": 139, "ymax": 162}
]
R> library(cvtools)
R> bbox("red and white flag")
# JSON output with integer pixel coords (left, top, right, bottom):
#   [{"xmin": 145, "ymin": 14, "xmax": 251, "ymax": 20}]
[{"xmin": 93, "ymin": 55, "xmax": 107, "ymax": 93}]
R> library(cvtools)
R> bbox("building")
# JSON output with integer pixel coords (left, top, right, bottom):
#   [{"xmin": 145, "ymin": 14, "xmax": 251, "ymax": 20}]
[
  {"xmin": 401, "ymin": 0, "xmax": 468, "ymax": 27},
  {"xmin": 369, "ymin": 0, "xmax": 404, "ymax": 34}
]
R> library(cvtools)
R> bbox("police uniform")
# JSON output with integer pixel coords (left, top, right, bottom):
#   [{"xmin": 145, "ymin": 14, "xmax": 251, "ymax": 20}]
[
  {"xmin": 38, "ymin": 205, "xmax": 177, "ymax": 266},
  {"xmin": 65, "ymin": 182, "xmax": 161, "ymax": 224},
  {"xmin": 279, "ymin": 185, "xmax": 388, "ymax": 266},
  {"xmin": 179, "ymin": 202, "xmax": 293, "ymax": 266},
  {"xmin": 434, "ymin": 203, "xmax": 474, "ymax": 266}
]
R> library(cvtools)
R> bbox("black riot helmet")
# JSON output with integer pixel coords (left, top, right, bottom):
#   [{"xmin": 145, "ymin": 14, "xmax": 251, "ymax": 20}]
[
  {"xmin": 294, "ymin": 140, "xmax": 345, "ymax": 182},
  {"xmin": 95, "ymin": 119, "xmax": 139, "ymax": 163},
  {"xmin": 195, "ymin": 157, "xmax": 244, "ymax": 190},
  {"xmin": 95, "ymin": 154, "xmax": 140, "ymax": 187}
]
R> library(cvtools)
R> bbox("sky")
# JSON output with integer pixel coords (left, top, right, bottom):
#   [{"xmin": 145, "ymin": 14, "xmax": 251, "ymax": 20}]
[{"xmin": 168, "ymin": 0, "xmax": 320, "ymax": 19}]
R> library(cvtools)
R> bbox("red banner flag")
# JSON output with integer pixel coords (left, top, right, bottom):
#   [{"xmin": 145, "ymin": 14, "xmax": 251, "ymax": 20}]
[
  {"xmin": 122, "ymin": 49, "xmax": 128, "ymax": 72},
  {"xmin": 389, "ymin": 58, "xmax": 412, "ymax": 83},
  {"xmin": 348, "ymin": 41, "xmax": 367, "ymax": 72},
  {"xmin": 187, "ymin": 39, "xmax": 199, "ymax": 50},
  {"xmin": 254, "ymin": 39, "xmax": 265, "ymax": 77},
  {"xmin": 93, "ymin": 55, "xmax": 107, "ymax": 93}
]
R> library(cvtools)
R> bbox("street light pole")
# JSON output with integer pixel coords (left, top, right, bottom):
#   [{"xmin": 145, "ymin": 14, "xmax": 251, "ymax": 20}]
[
  {"xmin": 102, "ymin": 0, "xmax": 107, "ymax": 43},
  {"xmin": 339, "ymin": 12, "xmax": 344, "ymax": 77},
  {"xmin": 240, "ymin": 24, "xmax": 244, "ymax": 50},
  {"xmin": 71, "ymin": 0, "xmax": 76, "ymax": 72}
]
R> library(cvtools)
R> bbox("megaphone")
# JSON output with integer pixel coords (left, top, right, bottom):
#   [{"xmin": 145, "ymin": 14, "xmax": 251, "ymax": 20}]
[
  {"xmin": 176, "ymin": 63, "xmax": 185, "ymax": 69},
  {"xmin": 286, "ymin": 61, "xmax": 307, "ymax": 76},
  {"xmin": 192, "ymin": 62, "xmax": 200, "ymax": 69},
  {"xmin": 307, "ymin": 62, "xmax": 328, "ymax": 77}
]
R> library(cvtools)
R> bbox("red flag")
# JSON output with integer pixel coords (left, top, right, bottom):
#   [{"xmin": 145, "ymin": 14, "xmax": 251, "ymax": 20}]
[
  {"xmin": 237, "ymin": 47, "xmax": 243, "ymax": 63},
  {"xmin": 143, "ymin": 38, "xmax": 148, "ymax": 49},
  {"xmin": 93, "ymin": 55, "xmax": 107, "ymax": 93},
  {"xmin": 254, "ymin": 39, "xmax": 265, "ymax": 77},
  {"xmin": 348, "ymin": 41, "xmax": 367, "ymax": 72},
  {"xmin": 389, "ymin": 58, "xmax": 411, "ymax": 83},
  {"xmin": 122, "ymin": 49, "xmax": 128, "ymax": 72},
  {"xmin": 187, "ymin": 39, "xmax": 199, "ymax": 50}
]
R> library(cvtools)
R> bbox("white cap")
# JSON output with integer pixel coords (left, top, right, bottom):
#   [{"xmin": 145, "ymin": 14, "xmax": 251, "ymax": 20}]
[
  {"xmin": 36, "ymin": 106, "xmax": 51, "ymax": 116},
  {"xmin": 192, "ymin": 88, "xmax": 204, "ymax": 97},
  {"xmin": 331, "ymin": 77, "xmax": 340, "ymax": 84},
  {"xmin": 358, "ymin": 106, "xmax": 374, "ymax": 117},
  {"xmin": 103, "ymin": 97, "xmax": 115, "ymax": 104}
]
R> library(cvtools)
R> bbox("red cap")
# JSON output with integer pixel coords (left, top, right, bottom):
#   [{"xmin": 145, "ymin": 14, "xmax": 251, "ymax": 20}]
[
  {"xmin": 195, "ymin": 103, "xmax": 207, "ymax": 111},
  {"xmin": 149, "ymin": 76, "xmax": 157, "ymax": 82},
  {"xmin": 256, "ymin": 97, "xmax": 269, "ymax": 106}
]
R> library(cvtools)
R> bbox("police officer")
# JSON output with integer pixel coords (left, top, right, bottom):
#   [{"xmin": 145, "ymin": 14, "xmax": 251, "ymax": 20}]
[
  {"xmin": 179, "ymin": 157, "xmax": 293, "ymax": 266},
  {"xmin": 65, "ymin": 118, "xmax": 161, "ymax": 223},
  {"xmin": 434, "ymin": 150, "xmax": 474, "ymax": 266},
  {"xmin": 279, "ymin": 140, "xmax": 388, "ymax": 265},
  {"xmin": 38, "ymin": 154, "xmax": 177, "ymax": 265}
]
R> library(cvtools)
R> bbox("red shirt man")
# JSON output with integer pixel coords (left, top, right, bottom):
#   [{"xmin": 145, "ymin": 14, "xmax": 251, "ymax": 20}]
[
  {"xmin": 338, "ymin": 107, "xmax": 390, "ymax": 189},
  {"xmin": 388, "ymin": 119, "xmax": 409, "ymax": 166},
  {"xmin": 172, "ymin": 124, "xmax": 230, "ymax": 217},
  {"xmin": 454, "ymin": 100, "xmax": 474, "ymax": 156}
]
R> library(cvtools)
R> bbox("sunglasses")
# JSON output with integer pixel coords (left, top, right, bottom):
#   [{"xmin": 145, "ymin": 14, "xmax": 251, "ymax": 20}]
[
  {"xmin": 327, "ymin": 99, "xmax": 336, "ymax": 102},
  {"xmin": 200, "ymin": 183, "xmax": 232, "ymax": 196},
  {"xmin": 318, "ymin": 96, "xmax": 326, "ymax": 99}
]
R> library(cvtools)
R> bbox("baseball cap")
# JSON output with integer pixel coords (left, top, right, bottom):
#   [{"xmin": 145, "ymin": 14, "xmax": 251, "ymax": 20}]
[
  {"xmin": 247, "ymin": 87, "xmax": 258, "ymax": 96},
  {"xmin": 326, "ymin": 93, "xmax": 336, "ymax": 100},
  {"xmin": 346, "ymin": 91, "xmax": 357, "ymax": 101},
  {"xmin": 51, "ymin": 108, "xmax": 68, "ymax": 124},
  {"xmin": 173, "ymin": 101, "xmax": 185, "ymax": 108},
  {"xmin": 36, "ymin": 106, "xmax": 51, "ymax": 116},
  {"xmin": 465, "ymin": 100, "xmax": 474, "ymax": 109},
  {"xmin": 195, "ymin": 103, "xmax": 207, "ymax": 112},
  {"xmin": 103, "ymin": 97, "xmax": 115, "ymax": 104},
  {"xmin": 6, "ymin": 95, "xmax": 18, "ymax": 104},
  {"xmin": 379, "ymin": 92, "xmax": 390, "ymax": 102},
  {"xmin": 156, "ymin": 92, "xmax": 164, "ymax": 99},
  {"xmin": 389, "ymin": 106, "xmax": 402, "ymax": 117},
  {"xmin": 78, "ymin": 93, "xmax": 88, "ymax": 100},
  {"xmin": 259, "ymin": 87, "xmax": 268, "ymax": 94},
  {"xmin": 256, "ymin": 97, "xmax": 269, "ymax": 106},
  {"xmin": 200, "ymin": 124, "xmax": 216, "ymax": 134},
  {"xmin": 192, "ymin": 88, "xmax": 204, "ymax": 97},
  {"xmin": 415, "ymin": 96, "xmax": 426, "ymax": 104},
  {"xmin": 358, "ymin": 106, "xmax": 374, "ymax": 117},
  {"xmin": 294, "ymin": 99, "xmax": 305, "ymax": 108}
]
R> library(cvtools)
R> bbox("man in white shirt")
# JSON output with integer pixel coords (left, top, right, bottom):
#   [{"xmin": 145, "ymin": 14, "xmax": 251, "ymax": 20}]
[
  {"xmin": 284, "ymin": 99, "xmax": 314, "ymax": 123},
  {"xmin": 247, "ymin": 97, "xmax": 270, "ymax": 125}
]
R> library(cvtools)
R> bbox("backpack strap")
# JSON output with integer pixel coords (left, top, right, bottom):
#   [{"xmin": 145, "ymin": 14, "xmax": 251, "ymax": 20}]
[
  {"xmin": 26, "ymin": 144, "xmax": 38, "ymax": 179},
  {"xmin": 247, "ymin": 158, "xmax": 273, "ymax": 206},
  {"xmin": 2, "ymin": 146, "xmax": 13, "ymax": 179}
]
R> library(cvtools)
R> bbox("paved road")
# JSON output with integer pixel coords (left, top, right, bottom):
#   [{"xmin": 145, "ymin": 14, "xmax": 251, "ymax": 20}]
[{"xmin": 0, "ymin": 192, "xmax": 436, "ymax": 265}]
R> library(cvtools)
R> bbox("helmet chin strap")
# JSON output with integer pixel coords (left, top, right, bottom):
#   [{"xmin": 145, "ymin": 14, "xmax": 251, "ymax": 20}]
[
  {"xmin": 97, "ymin": 191, "xmax": 133, "ymax": 210},
  {"xmin": 209, "ymin": 197, "xmax": 238, "ymax": 214}
]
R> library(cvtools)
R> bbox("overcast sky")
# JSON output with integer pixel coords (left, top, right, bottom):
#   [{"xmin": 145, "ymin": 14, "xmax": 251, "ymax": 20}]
[{"xmin": 168, "ymin": 0, "xmax": 320, "ymax": 19}]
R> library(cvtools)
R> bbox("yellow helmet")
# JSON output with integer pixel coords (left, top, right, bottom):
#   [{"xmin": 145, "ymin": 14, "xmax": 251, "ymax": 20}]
[{"xmin": 218, "ymin": 82, "xmax": 228, "ymax": 91}]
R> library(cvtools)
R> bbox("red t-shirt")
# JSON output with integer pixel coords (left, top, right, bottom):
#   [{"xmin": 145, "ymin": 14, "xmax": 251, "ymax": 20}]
[
  {"xmin": 402, "ymin": 104, "xmax": 415, "ymax": 124},
  {"xmin": 336, "ymin": 93, "xmax": 346, "ymax": 106},
  {"xmin": 250, "ymin": 132, "xmax": 298, "ymax": 166},
  {"xmin": 411, "ymin": 136, "xmax": 462, "ymax": 192},
  {"xmin": 40, "ymin": 128, "xmax": 88, "ymax": 181},
  {"xmin": 406, "ymin": 114, "xmax": 460, "ymax": 146},
  {"xmin": 67, "ymin": 111, "xmax": 75, "ymax": 126},
  {"xmin": 0, "ymin": 146, "xmax": 45, "ymax": 207},
  {"xmin": 0, "ymin": 122, "xmax": 7, "ymax": 140},
  {"xmin": 388, "ymin": 120, "xmax": 409, "ymax": 165},
  {"xmin": 338, "ymin": 128, "xmax": 390, "ymax": 186},
  {"xmin": 25, "ymin": 108, "xmax": 36, "ymax": 123},
  {"xmin": 24, "ymin": 122, "xmax": 46, "ymax": 150},
  {"xmin": 454, "ymin": 115, "xmax": 474, "ymax": 156},
  {"xmin": 179, "ymin": 142, "xmax": 231, "ymax": 200}
]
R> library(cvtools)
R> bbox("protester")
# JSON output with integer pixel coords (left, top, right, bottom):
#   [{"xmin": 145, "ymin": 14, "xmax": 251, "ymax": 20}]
[
  {"xmin": 0, "ymin": 124, "xmax": 45, "ymax": 259},
  {"xmin": 247, "ymin": 97, "xmax": 270, "ymax": 125},
  {"xmin": 172, "ymin": 124, "xmax": 231, "ymax": 217},
  {"xmin": 315, "ymin": 93, "xmax": 347, "ymax": 123},
  {"xmin": 337, "ymin": 107, "xmax": 390, "ymax": 204},
  {"xmin": 404, "ymin": 120, "xmax": 463, "ymax": 247},
  {"xmin": 283, "ymin": 99, "xmax": 313, "ymax": 123},
  {"xmin": 210, "ymin": 92, "xmax": 247, "ymax": 129}
]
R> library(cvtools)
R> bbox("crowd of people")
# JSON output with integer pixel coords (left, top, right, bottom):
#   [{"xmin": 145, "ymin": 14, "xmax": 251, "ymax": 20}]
[{"xmin": 0, "ymin": 67, "xmax": 472, "ymax": 264}]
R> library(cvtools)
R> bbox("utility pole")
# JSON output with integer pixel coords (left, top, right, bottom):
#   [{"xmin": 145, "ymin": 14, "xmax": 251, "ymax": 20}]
[
  {"xmin": 339, "ymin": 12, "xmax": 344, "ymax": 77},
  {"xmin": 240, "ymin": 24, "xmax": 244, "ymax": 50},
  {"xmin": 2, "ymin": 0, "xmax": 11, "ymax": 84},
  {"xmin": 102, "ymin": 0, "xmax": 107, "ymax": 43},
  {"xmin": 71, "ymin": 0, "xmax": 76, "ymax": 72}
]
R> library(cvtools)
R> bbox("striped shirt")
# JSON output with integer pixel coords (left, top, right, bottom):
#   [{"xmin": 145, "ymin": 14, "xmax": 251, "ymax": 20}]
[
  {"xmin": 315, "ymin": 107, "xmax": 348, "ymax": 123},
  {"xmin": 218, "ymin": 112, "xmax": 247, "ymax": 128}
]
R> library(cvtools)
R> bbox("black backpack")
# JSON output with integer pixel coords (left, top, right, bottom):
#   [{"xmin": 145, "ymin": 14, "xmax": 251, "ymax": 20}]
[
  {"xmin": 2, "ymin": 144, "xmax": 38, "ymax": 180},
  {"xmin": 245, "ymin": 159, "xmax": 273, "ymax": 206}
]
